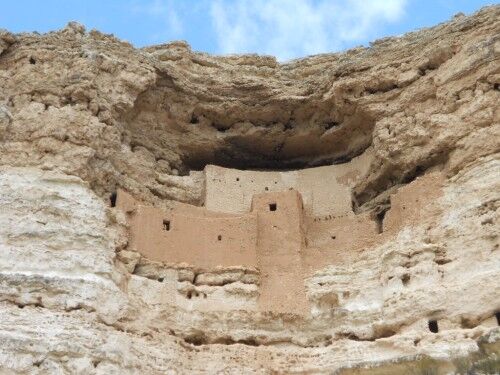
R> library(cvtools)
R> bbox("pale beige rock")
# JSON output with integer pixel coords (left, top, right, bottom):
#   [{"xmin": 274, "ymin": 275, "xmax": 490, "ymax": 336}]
[{"xmin": 0, "ymin": 5, "xmax": 499, "ymax": 374}]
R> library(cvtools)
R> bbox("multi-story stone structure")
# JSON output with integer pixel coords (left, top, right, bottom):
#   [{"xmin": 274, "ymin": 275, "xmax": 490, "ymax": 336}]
[{"xmin": 117, "ymin": 154, "xmax": 444, "ymax": 315}]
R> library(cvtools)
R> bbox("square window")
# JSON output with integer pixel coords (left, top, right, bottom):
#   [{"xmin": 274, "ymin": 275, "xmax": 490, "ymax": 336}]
[{"xmin": 269, "ymin": 203, "xmax": 277, "ymax": 211}]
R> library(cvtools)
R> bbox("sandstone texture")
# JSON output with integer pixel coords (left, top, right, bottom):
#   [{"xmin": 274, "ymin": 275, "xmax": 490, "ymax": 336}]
[{"xmin": 0, "ymin": 6, "xmax": 499, "ymax": 374}]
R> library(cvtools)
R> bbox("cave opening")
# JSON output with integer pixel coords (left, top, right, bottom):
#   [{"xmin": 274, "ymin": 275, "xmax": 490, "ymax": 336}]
[
  {"xmin": 180, "ymin": 143, "xmax": 371, "ymax": 173},
  {"xmin": 175, "ymin": 109, "xmax": 375, "ymax": 173},
  {"xmin": 269, "ymin": 203, "xmax": 277, "ymax": 212},
  {"xmin": 189, "ymin": 114, "xmax": 199, "ymax": 124},
  {"xmin": 428, "ymin": 320, "xmax": 439, "ymax": 333}
]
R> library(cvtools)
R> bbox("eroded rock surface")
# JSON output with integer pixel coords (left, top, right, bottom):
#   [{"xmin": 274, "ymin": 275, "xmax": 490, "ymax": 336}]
[{"xmin": 0, "ymin": 6, "xmax": 499, "ymax": 374}]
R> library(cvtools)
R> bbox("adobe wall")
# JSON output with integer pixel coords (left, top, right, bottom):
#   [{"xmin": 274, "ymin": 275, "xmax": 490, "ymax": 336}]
[
  {"xmin": 204, "ymin": 148, "xmax": 373, "ymax": 217},
  {"xmin": 382, "ymin": 172, "xmax": 444, "ymax": 233},
  {"xmin": 117, "ymin": 190, "xmax": 258, "ymax": 269},
  {"xmin": 118, "ymin": 188, "xmax": 311, "ymax": 315},
  {"xmin": 251, "ymin": 190, "xmax": 310, "ymax": 315},
  {"xmin": 303, "ymin": 212, "xmax": 378, "ymax": 273},
  {"xmin": 302, "ymin": 172, "xmax": 445, "ymax": 272}
]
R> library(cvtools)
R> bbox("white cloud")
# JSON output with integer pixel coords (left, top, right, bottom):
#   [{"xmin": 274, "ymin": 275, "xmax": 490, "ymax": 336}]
[
  {"xmin": 131, "ymin": 0, "xmax": 183, "ymax": 38},
  {"xmin": 210, "ymin": 0, "xmax": 408, "ymax": 61}
]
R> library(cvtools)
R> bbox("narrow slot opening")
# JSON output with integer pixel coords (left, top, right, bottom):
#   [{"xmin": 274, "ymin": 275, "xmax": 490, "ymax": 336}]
[
  {"xmin": 375, "ymin": 210, "xmax": 386, "ymax": 234},
  {"xmin": 110, "ymin": 192, "xmax": 117, "ymax": 207},
  {"xmin": 163, "ymin": 220, "xmax": 171, "ymax": 231}
]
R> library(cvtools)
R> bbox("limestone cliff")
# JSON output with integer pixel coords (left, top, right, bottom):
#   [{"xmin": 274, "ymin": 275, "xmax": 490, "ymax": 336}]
[{"xmin": 0, "ymin": 6, "xmax": 499, "ymax": 374}]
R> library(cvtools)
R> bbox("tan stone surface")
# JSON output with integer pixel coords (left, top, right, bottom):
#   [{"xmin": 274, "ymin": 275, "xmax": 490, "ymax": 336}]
[
  {"xmin": 121, "ymin": 191, "xmax": 259, "ymax": 269},
  {"xmin": 205, "ymin": 150, "xmax": 372, "ymax": 216},
  {"xmin": 0, "ymin": 6, "xmax": 499, "ymax": 374}
]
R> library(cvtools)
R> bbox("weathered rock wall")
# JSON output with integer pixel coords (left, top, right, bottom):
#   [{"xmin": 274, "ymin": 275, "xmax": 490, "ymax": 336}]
[
  {"xmin": 1, "ymin": 7, "xmax": 498, "ymax": 208},
  {"xmin": 0, "ymin": 5, "xmax": 499, "ymax": 374}
]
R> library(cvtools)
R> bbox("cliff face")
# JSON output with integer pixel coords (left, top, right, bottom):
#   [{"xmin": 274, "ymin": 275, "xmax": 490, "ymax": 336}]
[{"xmin": 0, "ymin": 6, "xmax": 499, "ymax": 374}]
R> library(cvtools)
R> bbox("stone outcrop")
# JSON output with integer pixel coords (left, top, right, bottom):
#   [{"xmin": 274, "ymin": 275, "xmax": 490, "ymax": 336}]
[{"xmin": 0, "ymin": 6, "xmax": 499, "ymax": 374}]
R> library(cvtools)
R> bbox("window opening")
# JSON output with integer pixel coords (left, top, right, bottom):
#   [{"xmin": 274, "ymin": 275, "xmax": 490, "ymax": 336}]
[
  {"xmin": 428, "ymin": 320, "xmax": 438, "ymax": 333},
  {"xmin": 163, "ymin": 220, "xmax": 171, "ymax": 231}
]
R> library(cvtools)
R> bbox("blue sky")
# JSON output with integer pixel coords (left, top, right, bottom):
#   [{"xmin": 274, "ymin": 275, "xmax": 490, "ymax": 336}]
[{"xmin": 0, "ymin": 0, "xmax": 497, "ymax": 60}]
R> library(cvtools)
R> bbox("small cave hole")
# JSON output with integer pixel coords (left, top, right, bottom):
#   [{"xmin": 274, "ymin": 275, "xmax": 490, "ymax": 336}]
[
  {"xmin": 401, "ymin": 273, "xmax": 410, "ymax": 286},
  {"xmin": 158, "ymin": 277, "xmax": 164, "ymax": 282},
  {"xmin": 238, "ymin": 338, "xmax": 259, "ymax": 346},
  {"xmin": 186, "ymin": 291, "xmax": 192, "ymax": 299},
  {"xmin": 29, "ymin": 57, "xmax": 36, "ymax": 64},
  {"xmin": 403, "ymin": 165, "xmax": 426, "ymax": 184},
  {"xmin": 184, "ymin": 333, "xmax": 207, "ymax": 346},
  {"xmin": 331, "ymin": 235, "xmax": 336, "ymax": 240},
  {"xmin": 214, "ymin": 123, "xmax": 229, "ymax": 132},
  {"xmin": 495, "ymin": 311, "xmax": 500, "ymax": 326},
  {"xmin": 428, "ymin": 320, "xmax": 439, "ymax": 333},
  {"xmin": 324, "ymin": 121, "xmax": 340, "ymax": 130},
  {"xmin": 236, "ymin": 177, "xmax": 240, "ymax": 181},
  {"xmin": 265, "ymin": 187, "xmax": 269, "ymax": 191},
  {"xmin": 217, "ymin": 235, "xmax": 222, "ymax": 241},
  {"xmin": 163, "ymin": 220, "xmax": 170, "ymax": 231},
  {"xmin": 269, "ymin": 203, "xmax": 277, "ymax": 211},
  {"xmin": 110, "ymin": 192, "xmax": 117, "ymax": 207},
  {"xmin": 189, "ymin": 114, "xmax": 199, "ymax": 124}
]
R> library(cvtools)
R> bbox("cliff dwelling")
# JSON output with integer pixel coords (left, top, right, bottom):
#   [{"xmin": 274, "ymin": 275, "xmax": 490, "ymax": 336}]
[{"xmin": 116, "ymin": 149, "xmax": 446, "ymax": 316}]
